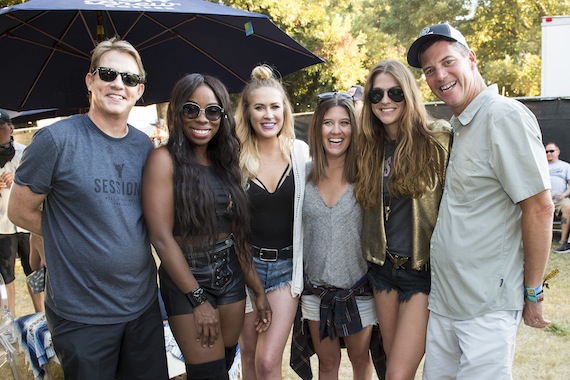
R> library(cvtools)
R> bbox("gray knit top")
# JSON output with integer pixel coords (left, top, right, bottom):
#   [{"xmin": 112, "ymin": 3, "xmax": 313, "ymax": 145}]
[{"xmin": 302, "ymin": 180, "xmax": 367, "ymax": 289}]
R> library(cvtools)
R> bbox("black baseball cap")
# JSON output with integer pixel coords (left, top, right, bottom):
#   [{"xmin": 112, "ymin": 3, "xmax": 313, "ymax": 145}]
[
  {"xmin": 0, "ymin": 109, "xmax": 12, "ymax": 124},
  {"xmin": 407, "ymin": 23, "xmax": 469, "ymax": 68}
]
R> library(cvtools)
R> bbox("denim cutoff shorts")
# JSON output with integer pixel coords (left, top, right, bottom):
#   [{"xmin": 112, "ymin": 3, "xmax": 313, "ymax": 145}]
[
  {"xmin": 159, "ymin": 235, "xmax": 245, "ymax": 316},
  {"xmin": 368, "ymin": 260, "xmax": 430, "ymax": 302},
  {"xmin": 252, "ymin": 256, "xmax": 293, "ymax": 293}
]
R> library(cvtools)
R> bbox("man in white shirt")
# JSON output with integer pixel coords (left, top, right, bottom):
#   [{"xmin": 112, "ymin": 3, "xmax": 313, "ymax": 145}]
[{"xmin": 0, "ymin": 109, "xmax": 44, "ymax": 315}]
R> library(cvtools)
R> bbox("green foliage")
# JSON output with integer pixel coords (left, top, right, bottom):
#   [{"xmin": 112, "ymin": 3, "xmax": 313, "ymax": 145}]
[
  {"xmin": 4, "ymin": 0, "xmax": 570, "ymax": 105},
  {"xmin": 0, "ymin": 0, "xmax": 25, "ymax": 7},
  {"xmin": 464, "ymin": 0, "xmax": 570, "ymax": 96},
  {"xmin": 5, "ymin": 0, "xmax": 559, "ymax": 108},
  {"xmin": 218, "ymin": 0, "xmax": 570, "ymax": 107}
]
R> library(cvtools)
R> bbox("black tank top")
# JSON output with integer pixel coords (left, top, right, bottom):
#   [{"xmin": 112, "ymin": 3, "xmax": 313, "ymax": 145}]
[{"xmin": 248, "ymin": 166, "xmax": 294, "ymax": 249}]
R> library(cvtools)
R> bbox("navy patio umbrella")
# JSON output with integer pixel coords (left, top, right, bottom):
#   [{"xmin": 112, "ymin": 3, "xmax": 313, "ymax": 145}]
[{"xmin": 0, "ymin": 0, "xmax": 323, "ymax": 111}]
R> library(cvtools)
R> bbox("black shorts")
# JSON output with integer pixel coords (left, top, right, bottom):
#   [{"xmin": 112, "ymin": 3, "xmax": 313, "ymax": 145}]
[
  {"xmin": 159, "ymin": 235, "xmax": 246, "ymax": 316},
  {"xmin": 368, "ymin": 259, "xmax": 430, "ymax": 302},
  {"xmin": 0, "ymin": 233, "xmax": 32, "ymax": 283},
  {"xmin": 0, "ymin": 234, "xmax": 17, "ymax": 283}
]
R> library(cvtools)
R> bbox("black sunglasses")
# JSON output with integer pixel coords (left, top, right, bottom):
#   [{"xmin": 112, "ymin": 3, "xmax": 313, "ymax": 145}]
[
  {"xmin": 317, "ymin": 92, "xmax": 353, "ymax": 101},
  {"xmin": 368, "ymin": 87, "xmax": 405, "ymax": 103},
  {"xmin": 92, "ymin": 67, "xmax": 143, "ymax": 87},
  {"xmin": 182, "ymin": 102, "xmax": 224, "ymax": 122},
  {"xmin": 546, "ymin": 150, "xmax": 557, "ymax": 153}
]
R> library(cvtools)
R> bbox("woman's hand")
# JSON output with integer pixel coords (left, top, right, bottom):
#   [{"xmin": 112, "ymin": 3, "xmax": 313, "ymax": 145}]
[
  {"xmin": 253, "ymin": 292, "xmax": 272, "ymax": 333},
  {"xmin": 193, "ymin": 301, "xmax": 220, "ymax": 347}
]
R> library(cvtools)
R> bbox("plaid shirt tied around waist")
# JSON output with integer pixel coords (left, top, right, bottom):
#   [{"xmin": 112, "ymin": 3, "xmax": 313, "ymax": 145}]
[
  {"xmin": 305, "ymin": 275, "xmax": 371, "ymax": 340},
  {"xmin": 290, "ymin": 275, "xmax": 386, "ymax": 379}
]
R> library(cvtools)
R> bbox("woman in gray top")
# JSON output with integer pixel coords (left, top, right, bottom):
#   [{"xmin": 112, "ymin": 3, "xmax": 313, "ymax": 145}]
[{"xmin": 301, "ymin": 92, "xmax": 377, "ymax": 379}]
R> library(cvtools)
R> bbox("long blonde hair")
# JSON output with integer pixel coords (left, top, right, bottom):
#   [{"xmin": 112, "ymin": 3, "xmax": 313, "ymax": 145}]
[
  {"xmin": 355, "ymin": 59, "xmax": 445, "ymax": 209},
  {"xmin": 235, "ymin": 65, "xmax": 295, "ymax": 187}
]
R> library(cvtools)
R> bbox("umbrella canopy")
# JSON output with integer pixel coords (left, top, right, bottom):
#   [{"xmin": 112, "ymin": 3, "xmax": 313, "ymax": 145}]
[{"xmin": 0, "ymin": 0, "xmax": 323, "ymax": 111}]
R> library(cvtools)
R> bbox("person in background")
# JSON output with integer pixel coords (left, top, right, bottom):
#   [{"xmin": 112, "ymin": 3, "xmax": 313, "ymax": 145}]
[
  {"xmin": 354, "ymin": 59, "xmax": 451, "ymax": 380},
  {"xmin": 301, "ymin": 92, "xmax": 375, "ymax": 379},
  {"xmin": 545, "ymin": 142, "xmax": 570, "ymax": 253},
  {"xmin": 408, "ymin": 23, "xmax": 552, "ymax": 379},
  {"xmin": 143, "ymin": 73, "xmax": 271, "ymax": 380},
  {"xmin": 235, "ymin": 64, "xmax": 310, "ymax": 379},
  {"xmin": 8, "ymin": 37, "xmax": 168, "ymax": 379},
  {"xmin": 347, "ymin": 85, "xmax": 365, "ymax": 116},
  {"xmin": 0, "ymin": 109, "xmax": 44, "ymax": 314}
]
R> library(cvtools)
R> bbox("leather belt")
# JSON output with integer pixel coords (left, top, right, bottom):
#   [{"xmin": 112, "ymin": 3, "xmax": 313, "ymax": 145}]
[
  {"xmin": 251, "ymin": 244, "xmax": 293, "ymax": 261},
  {"xmin": 386, "ymin": 251, "xmax": 410, "ymax": 269},
  {"xmin": 386, "ymin": 251, "xmax": 429, "ymax": 271}
]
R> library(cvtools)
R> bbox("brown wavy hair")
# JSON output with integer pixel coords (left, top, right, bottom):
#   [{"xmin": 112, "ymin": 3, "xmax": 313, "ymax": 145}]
[{"xmin": 355, "ymin": 59, "xmax": 445, "ymax": 209}]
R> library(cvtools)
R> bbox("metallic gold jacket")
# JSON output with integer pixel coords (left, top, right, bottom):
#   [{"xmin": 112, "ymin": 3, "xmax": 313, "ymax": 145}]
[{"xmin": 362, "ymin": 126, "xmax": 452, "ymax": 270}]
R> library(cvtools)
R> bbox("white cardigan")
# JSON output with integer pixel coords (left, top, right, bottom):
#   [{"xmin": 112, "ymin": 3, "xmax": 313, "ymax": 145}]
[{"xmin": 291, "ymin": 139, "xmax": 310, "ymax": 297}]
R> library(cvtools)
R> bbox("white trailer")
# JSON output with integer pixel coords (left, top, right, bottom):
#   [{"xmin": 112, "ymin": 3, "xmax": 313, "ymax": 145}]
[{"xmin": 541, "ymin": 16, "xmax": 570, "ymax": 97}]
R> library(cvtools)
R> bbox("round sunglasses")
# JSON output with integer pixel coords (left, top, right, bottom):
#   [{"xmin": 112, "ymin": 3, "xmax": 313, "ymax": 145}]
[
  {"xmin": 182, "ymin": 102, "xmax": 224, "ymax": 121},
  {"xmin": 92, "ymin": 67, "xmax": 143, "ymax": 87},
  {"xmin": 368, "ymin": 87, "xmax": 405, "ymax": 103}
]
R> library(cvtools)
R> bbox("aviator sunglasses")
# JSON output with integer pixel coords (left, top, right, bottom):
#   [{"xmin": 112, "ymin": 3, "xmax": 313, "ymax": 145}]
[
  {"xmin": 317, "ymin": 92, "xmax": 353, "ymax": 101},
  {"xmin": 92, "ymin": 67, "xmax": 143, "ymax": 87},
  {"xmin": 182, "ymin": 102, "xmax": 224, "ymax": 122},
  {"xmin": 368, "ymin": 87, "xmax": 405, "ymax": 103}
]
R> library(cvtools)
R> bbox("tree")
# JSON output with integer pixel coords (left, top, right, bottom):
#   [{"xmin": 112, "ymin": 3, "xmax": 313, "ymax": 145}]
[
  {"xmin": 221, "ymin": 0, "xmax": 369, "ymax": 110},
  {"xmin": 464, "ymin": 0, "xmax": 570, "ymax": 96},
  {"xmin": 0, "ymin": 0, "xmax": 25, "ymax": 7}
]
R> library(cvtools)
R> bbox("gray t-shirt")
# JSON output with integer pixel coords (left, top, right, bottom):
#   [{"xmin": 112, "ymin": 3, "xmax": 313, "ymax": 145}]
[
  {"xmin": 302, "ymin": 179, "xmax": 367, "ymax": 289},
  {"xmin": 15, "ymin": 114, "xmax": 156, "ymax": 324}
]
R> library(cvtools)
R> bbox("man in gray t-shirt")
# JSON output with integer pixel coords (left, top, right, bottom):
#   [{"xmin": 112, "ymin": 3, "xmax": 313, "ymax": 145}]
[
  {"xmin": 8, "ymin": 38, "xmax": 168, "ymax": 380},
  {"xmin": 546, "ymin": 142, "xmax": 570, "ymax": 253}
]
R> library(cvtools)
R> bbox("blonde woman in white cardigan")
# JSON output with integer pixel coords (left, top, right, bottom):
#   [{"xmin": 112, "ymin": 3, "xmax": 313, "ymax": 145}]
[{"xmin": 236, "ymin": 65, "xmax": 310, "ymax": 379}]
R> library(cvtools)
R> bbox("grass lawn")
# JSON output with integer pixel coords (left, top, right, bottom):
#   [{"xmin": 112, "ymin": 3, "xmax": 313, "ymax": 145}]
[{"xmin": 2, "ymin": 243, "xmax": 569, "ymax": 379}]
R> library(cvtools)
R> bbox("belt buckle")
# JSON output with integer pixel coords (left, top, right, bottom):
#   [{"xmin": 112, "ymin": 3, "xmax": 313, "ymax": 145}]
[
  {"xmin": 259, "ymin": 248, "xmax": 278, "ymax": 262},
  {"xmin": 388, "ymin": 252, "xmax": 408, "ymax": 269}
]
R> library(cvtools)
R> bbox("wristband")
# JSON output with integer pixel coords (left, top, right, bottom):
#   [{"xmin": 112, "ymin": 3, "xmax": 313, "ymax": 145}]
[
  {"xmin": 186, "ymin": 287, "xmax": 207, "ymax": 307},
  {"xmin": 524, "ymin": 283, "xmax": 544, "ymax": 303}
]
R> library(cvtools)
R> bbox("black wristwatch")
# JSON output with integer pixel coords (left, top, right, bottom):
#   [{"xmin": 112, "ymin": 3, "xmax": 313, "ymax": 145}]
[{"xmin": 186, "ymin": 287, "xmax": 207, "ymax": 307}]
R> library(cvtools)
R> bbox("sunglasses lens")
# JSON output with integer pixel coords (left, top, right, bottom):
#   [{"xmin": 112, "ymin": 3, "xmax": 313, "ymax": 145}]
[
  {"xmin": 182, "ymin": 103, "xmax": 200, "ymax": 119},
  {"xmin": 205, "ymin": 106, "xmax": 223, "ymax": 121},
  {"xmin": 388, "ymin": 88, "xmax": 405, "ymax": 102},
  {"xmin": 317, "ymin": 92, "xmax": 335, "ymax": 100},
  {"xmin": 97, "ymin": 67, "xmax": 118, "ymax": 82},
  {"xmin": 368, "ymin": 89, "xmax": 384, "ymax": 104},
  {"xmin": 121, "ymin": 73, "xmax": 142, "ymax": 87}
]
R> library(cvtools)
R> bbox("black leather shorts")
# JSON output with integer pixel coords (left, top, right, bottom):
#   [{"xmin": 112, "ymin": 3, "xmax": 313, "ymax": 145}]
[{"xmin": 159, "ymin": 236, "xmax": 246, "ymax": 316}]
